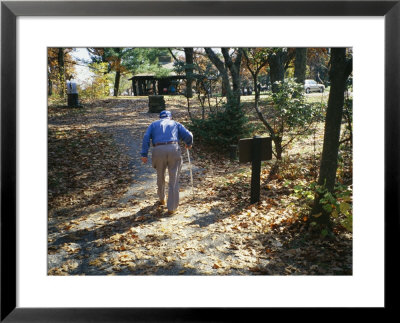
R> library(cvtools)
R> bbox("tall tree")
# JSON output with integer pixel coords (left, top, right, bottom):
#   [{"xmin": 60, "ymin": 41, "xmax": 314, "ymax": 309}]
[
  {"xmin": 100, "ymin": 47, "xmax": 126, "ymax": 97},
  {"xmin": 307, "ymin": 48, "xmax": 329, "ymax": 83},
  {"xmin": 58, "ymin": 48, "xmax": 66, "ymax": 97},
  {"xmin": 112, "ymin": 48, "xmax": 122, "ymax": 97},
  {"xmin": 205, "ymin": 48, "xmax": 243, "ymax": 108},
  {"xmin": 268, "ymin": 49, "xmax": 285, "ymax": 93},
  {"xmin": 266, "ymin": 48, "xmax": 296, "ymax": 93},
  {"xmin": 243, "ymin": 48, "xmax": 316, "ymax": 160},
  {"xmin": 294, "ymin": 48, "xmax": 307, "ymax": 84},
  {"xmin": 88, "ymin": 48, "xmax": 129, "ymax": 96},
  {"xmin": 243, "ymin": 48, "xmax": 282, "ymax": 154},
  {"xmin": 311, "ymin": 48, "xmax": 352, "ymax": 227},
  {"xmin": 184, "ymin": 48, "xmax": 194, "ymax": 98},
  {"xmin": 48, "ymin": 66, "xmax": 53, "ymax": 96},
  {"xmin": 242, "ymin": 48, "xmax": 269, "ymax": 103},
  {"xmin": 47, "ymin": 48, "xmax": 75, "ymax": 98}
]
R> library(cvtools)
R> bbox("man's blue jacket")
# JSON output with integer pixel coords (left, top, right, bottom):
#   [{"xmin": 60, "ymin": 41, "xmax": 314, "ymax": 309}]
[{"xmin": 140, "ymin": 118, "xmax": 193, "ymax": 157}]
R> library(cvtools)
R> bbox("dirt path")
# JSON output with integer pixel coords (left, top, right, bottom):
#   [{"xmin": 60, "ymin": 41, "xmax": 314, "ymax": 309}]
[{"xmin": 48, "ymin": 99, "xmax": 268, "ymax": 275}]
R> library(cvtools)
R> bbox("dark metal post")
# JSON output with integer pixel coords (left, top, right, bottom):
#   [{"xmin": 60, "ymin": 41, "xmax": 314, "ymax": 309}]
[{"xmin": 250, "ymin": 136, "xmax": 262, "ymax": 203}]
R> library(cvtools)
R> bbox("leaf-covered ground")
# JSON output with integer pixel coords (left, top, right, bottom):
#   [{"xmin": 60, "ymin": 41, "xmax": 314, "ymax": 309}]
[{"xmin": 48, "ymin": 96, "xmax": 352, "ymax": 276}]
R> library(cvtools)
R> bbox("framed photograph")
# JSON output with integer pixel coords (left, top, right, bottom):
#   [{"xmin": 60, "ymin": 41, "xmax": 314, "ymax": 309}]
[{"xmin": 1, "ymin": 0, "xmax": 398, "ymax": 321}]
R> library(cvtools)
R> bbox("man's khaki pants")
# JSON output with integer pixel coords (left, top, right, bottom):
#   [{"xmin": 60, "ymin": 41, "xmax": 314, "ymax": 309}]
[{"xmin": 152, "ymin": 144, "xmax": 182, "ymax": 211}]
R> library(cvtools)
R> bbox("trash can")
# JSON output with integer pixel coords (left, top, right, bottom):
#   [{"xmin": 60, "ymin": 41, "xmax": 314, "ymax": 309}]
[
  {"xmin": 67, "ymin": 79, "xmax": 79, "ymax": 107},
  {"xmin": 148, "ymin": 95, "xmax": 166, "ymax": 113}
]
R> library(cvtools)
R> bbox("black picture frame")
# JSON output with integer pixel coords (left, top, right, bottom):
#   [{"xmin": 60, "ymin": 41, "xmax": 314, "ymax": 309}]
[{"xmin": 1, "ymin": 1, "xmax": 398, "ymax": 321}]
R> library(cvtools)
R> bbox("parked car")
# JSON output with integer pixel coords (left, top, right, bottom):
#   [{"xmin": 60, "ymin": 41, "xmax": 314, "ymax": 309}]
[{"xmin": 304, "ymin": 79, "xmax": 325, "ymax": 93}]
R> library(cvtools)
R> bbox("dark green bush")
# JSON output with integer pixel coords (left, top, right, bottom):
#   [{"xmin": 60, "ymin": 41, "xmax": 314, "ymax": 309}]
[{"xmin": 187, "ymin": 103, "xmax": 254, "ymax": 150}]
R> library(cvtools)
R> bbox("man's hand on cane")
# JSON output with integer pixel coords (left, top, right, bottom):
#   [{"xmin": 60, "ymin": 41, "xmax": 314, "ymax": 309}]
[
  {"xmin": 185, "ymin": 144, "xmax": 192, "ymax": 149},
  {"xmin": 141, "ymin": 157, "xmax": 148, "ymax": 164}
]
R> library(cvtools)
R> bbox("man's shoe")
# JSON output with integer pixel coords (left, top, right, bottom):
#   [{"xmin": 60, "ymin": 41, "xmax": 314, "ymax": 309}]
[
  {"xmin": 158, "ymin": 200, "xmax": 166, "ymax": 206},
  {"xmin": 167, "ymin": 210, "xmax": 176, "ymax": 215}
]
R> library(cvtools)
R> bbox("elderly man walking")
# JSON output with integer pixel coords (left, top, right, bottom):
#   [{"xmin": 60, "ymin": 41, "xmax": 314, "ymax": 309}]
[{"xmin": 141, "ymin": 110, "xmax": 193, "ymax": 215}]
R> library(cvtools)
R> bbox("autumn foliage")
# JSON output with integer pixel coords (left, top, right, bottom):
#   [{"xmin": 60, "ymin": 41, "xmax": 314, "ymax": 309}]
[{"xmin": 47, "ymin": 47, "xmax": 353, "ymax": 276}]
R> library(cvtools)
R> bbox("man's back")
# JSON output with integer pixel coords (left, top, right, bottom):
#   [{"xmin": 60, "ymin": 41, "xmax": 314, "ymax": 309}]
[
  {"xmin": 141, "ymin": 117, "xmax": 192, "ymax": 158},
  {"xmin": 150, "ymin": 119, "xmax": 179, "ymax": 144}
]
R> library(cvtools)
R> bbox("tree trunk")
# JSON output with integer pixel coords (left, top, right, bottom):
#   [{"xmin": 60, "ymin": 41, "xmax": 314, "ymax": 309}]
[
  {"xmin": 294, "ymin": 48, "xmax": 307, "ymax": 84},
  {"xmin": 47, "ymin": 63, "xmax": 53, "ymax": 96},
  {"xmin": 311, "ymin": 48, "xmax": 352, "ymax": 227},
  {"xmin": 184, "ymin": 48, "xmax": 194, "ymax": 98},
  {"xmin": 48, "ymin": 66, "xmax": 53, "ymax": 96},
  {"xmin": 114, "ymin": 70, "xmax": 121, "ymax": 97},
  {"xmin": 186, "ymin": 97, "xmax": 193, "ymax": 121},
  {"xmin": 274, "ymin": 137, "xmax": 283, "ymax": 160},
  {"xmin": 221, "ymin": 83, "xmax": 227, "ymax": 97},
  {"xmin": 57, "ymin": 48, "xmax": 65, "ymax": 97},
  {"xmin": 205, "ymin": 48, "xmax": 233, "ymax": 99},
  {"xmin": 48, "ymin": 78, "xmax": 53, "ymax": 96},
  {"xmin": 221, "ymin": 77, "xmax": 230, "ymax": 98},
  {"xmin": 205, "ymin": 47, "xmax": 242, "ymax": 108},
  {"xmin": 222, "ymin": 48, "xmax": 242, "ymax": 108},
  {"xmin": 268, "ymin": 50, "xmax": 286, "ymax": 93},
  {"xmin": 230, "ymin": 73, "xmax": 241, "ymax": 107}
]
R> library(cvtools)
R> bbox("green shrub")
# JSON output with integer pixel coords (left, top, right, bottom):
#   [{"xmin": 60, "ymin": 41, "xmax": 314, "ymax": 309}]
[
  {"xmin": 271, "ymin": 79, "xmax": 319, "ymax": 129},
  {"xmin": 187, "ymin": 103, "xmax": 254, "ymax": 150},
  {"xmin": 294, "ymin": 182, "xmax": 352, "ymax": 232}
]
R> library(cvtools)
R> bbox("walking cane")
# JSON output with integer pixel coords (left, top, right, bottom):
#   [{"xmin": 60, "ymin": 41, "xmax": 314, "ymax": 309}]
[{"xmin": 186, "ymin": 148, "xmax": 194, "ymax": 196}]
